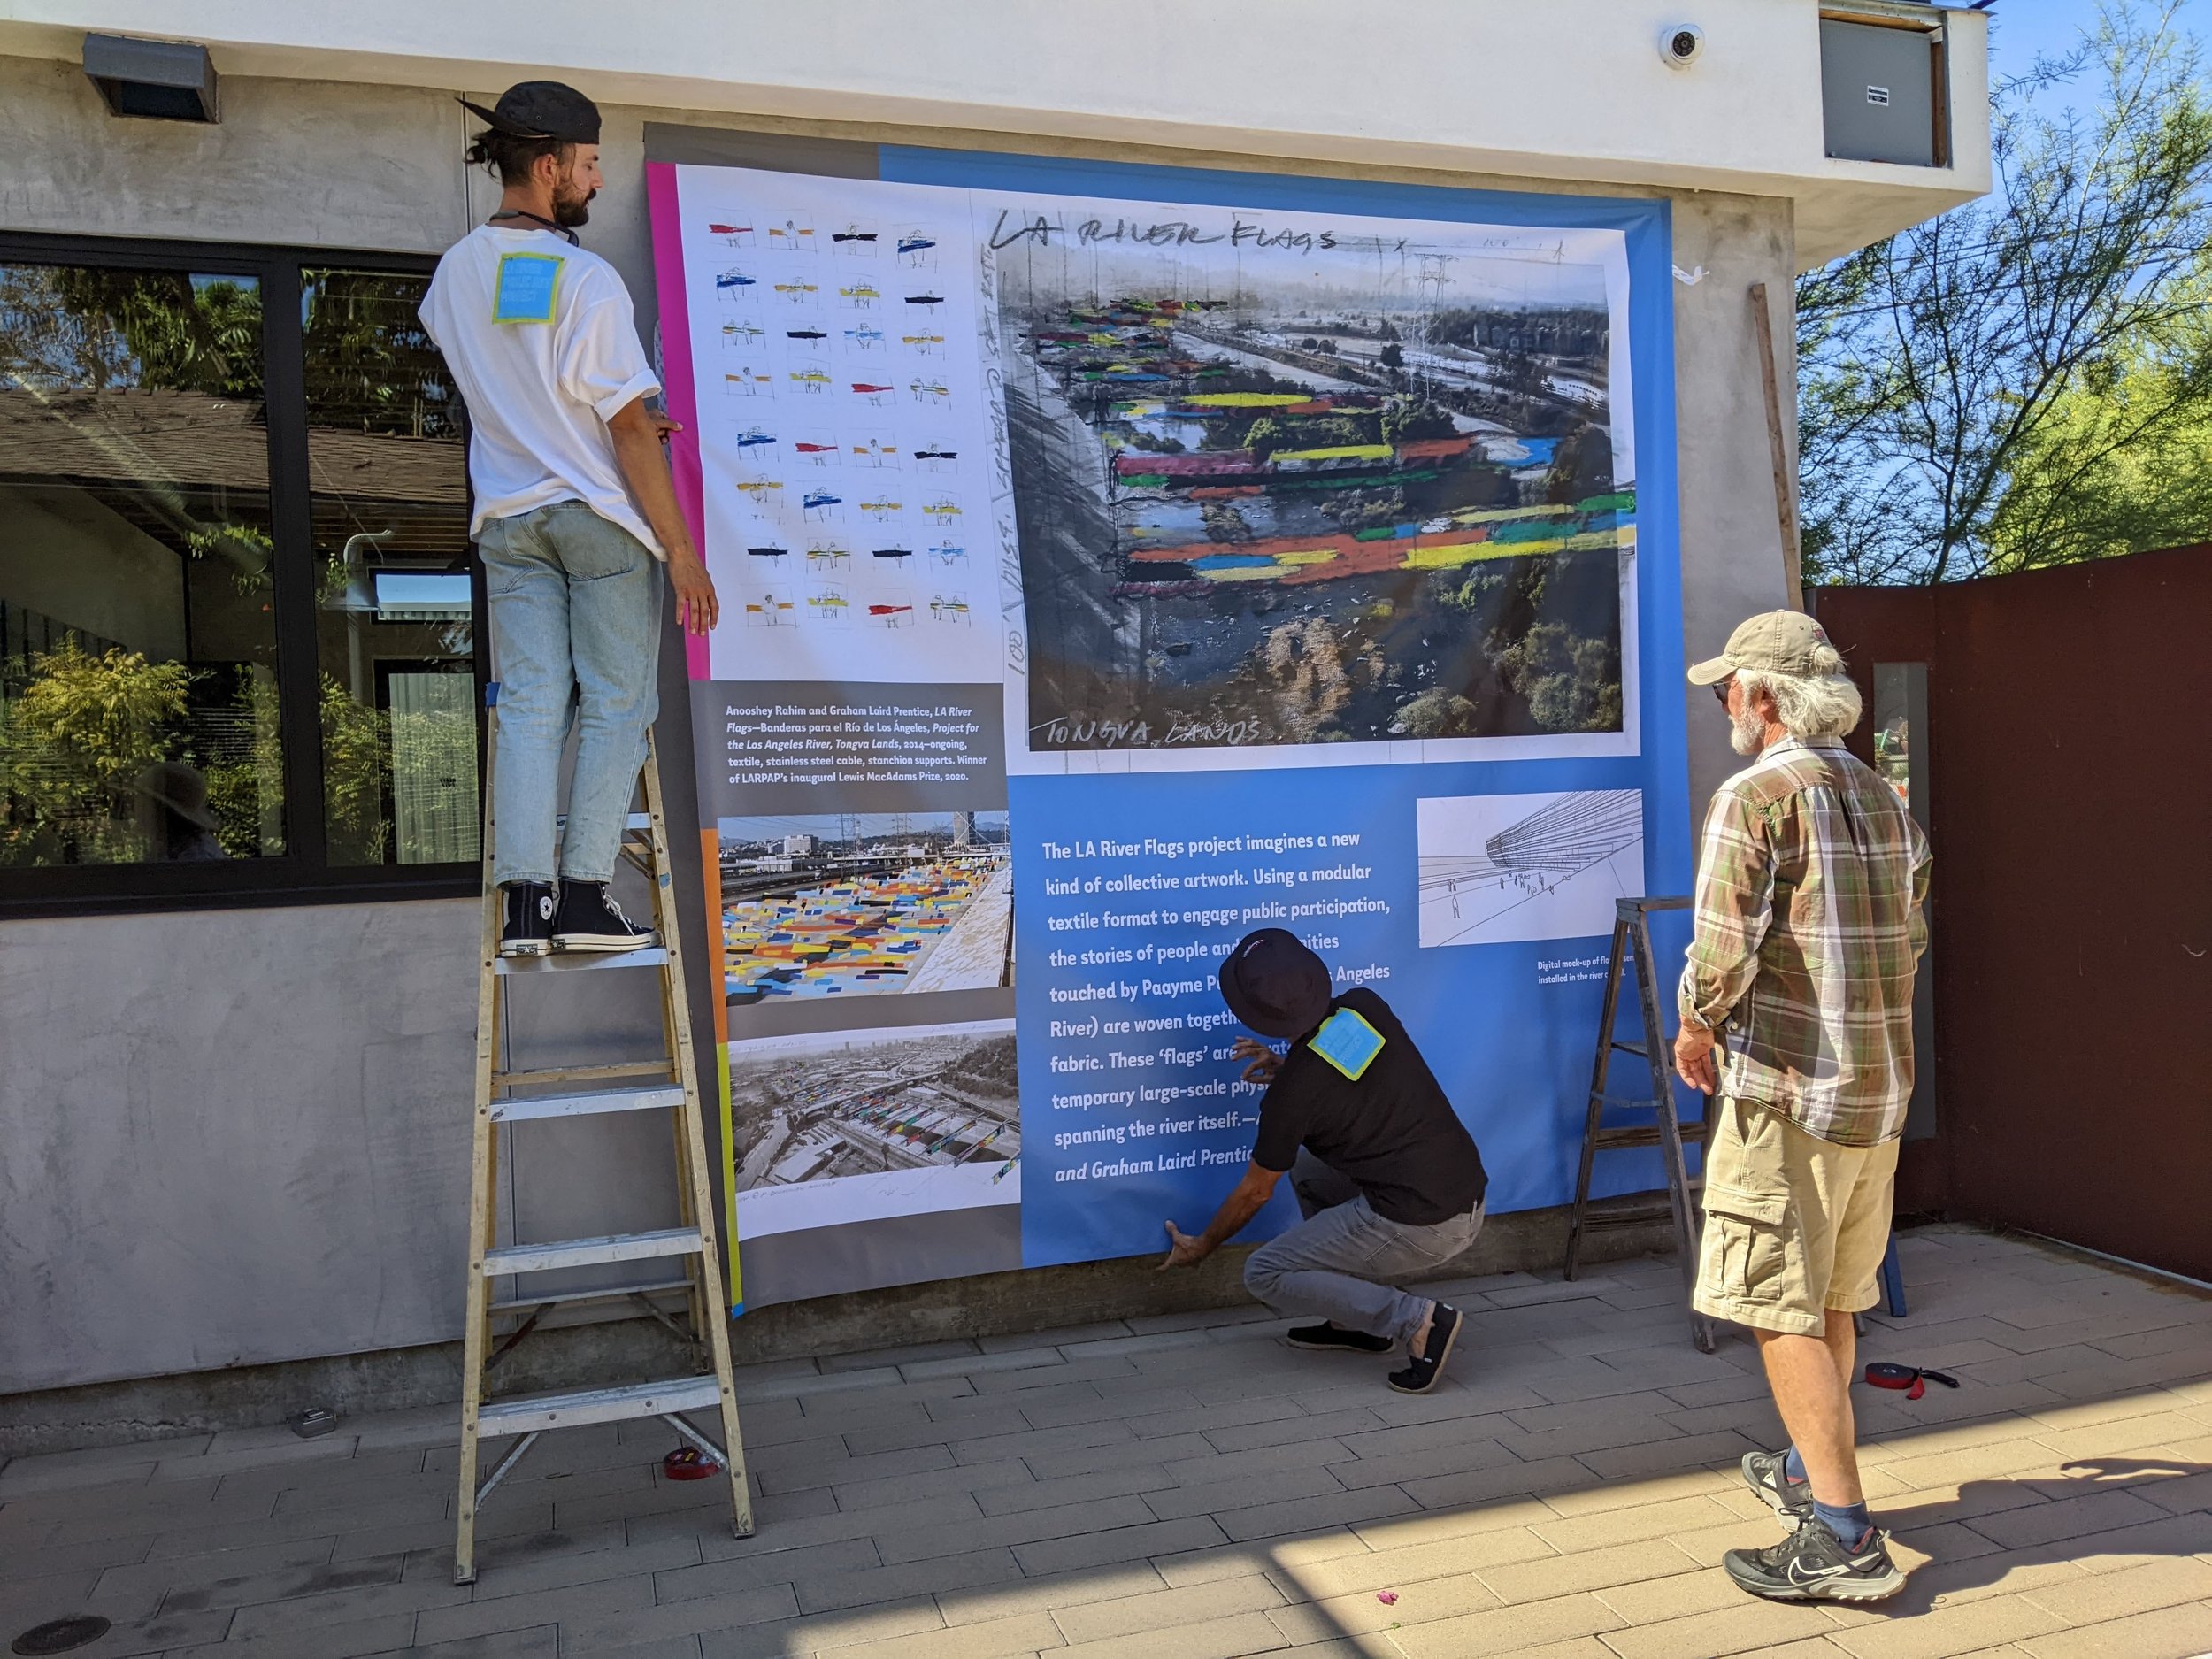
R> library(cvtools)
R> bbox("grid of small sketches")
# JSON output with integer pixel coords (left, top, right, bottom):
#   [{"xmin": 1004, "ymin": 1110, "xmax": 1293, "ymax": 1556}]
[
  {"xmin": 1416, "ymin": 788, "xmax": 1643, "ymax": 947},
  {"xmin": 686, "ymin": 185, "xmax": 989, "ymax": 681}
]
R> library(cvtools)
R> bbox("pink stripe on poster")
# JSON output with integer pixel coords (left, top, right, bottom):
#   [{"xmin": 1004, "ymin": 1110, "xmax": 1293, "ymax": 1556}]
[{"xmin": 647, "ymin": 161, "xmax": 713, "ymax": 679}]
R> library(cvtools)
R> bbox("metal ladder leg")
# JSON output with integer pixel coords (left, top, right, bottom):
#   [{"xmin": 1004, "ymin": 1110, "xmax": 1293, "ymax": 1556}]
[
  {"xmin": 455, "ymin": 703, "xmax": 503, "ymax": 1585},
  {"xmin": 641, "ymin": 734, "xmax": 753, "ymax": 1540},
  {"xmin": 1625, "ymin": 909, "xmax": 1715, "ymax": 1353},
  {"xmin": 1564, "ymin": 914, "xmax": 1632, "ymax": 1282}
]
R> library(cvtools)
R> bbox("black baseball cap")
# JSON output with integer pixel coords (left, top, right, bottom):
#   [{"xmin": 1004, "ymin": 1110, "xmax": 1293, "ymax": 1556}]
[
  {"xmin": 1218, "ymin": 928, "xmax": 1333, "ymax": 1040},
  {"xmin": 458, "ymin": 81, "xmax": 601, "ymax": 145}
]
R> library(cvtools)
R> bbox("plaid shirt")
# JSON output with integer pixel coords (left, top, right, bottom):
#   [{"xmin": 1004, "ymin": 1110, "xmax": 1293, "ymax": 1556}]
[{"xmin": 1678, "ymin": 737, "xmax": 1932, "ymax": 1147}]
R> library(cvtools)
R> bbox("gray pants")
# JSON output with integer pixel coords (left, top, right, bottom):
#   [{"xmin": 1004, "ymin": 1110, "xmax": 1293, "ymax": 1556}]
[{"xmin": 1243, "ymin": 1151, "xmax": 1486, "ymax": 1345}]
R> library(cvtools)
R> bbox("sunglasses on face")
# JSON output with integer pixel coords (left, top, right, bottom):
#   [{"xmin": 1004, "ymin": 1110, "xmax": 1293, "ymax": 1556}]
[{"xmin": 1712, "ymin": 677, "xmax": 1733, "ymax": 704}]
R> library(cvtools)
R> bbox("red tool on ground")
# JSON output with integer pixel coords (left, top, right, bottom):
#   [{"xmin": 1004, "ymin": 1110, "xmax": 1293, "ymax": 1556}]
[{"xmin": 1863, "ymin": 1362, "xmax": 1959, "ymax": 1401}]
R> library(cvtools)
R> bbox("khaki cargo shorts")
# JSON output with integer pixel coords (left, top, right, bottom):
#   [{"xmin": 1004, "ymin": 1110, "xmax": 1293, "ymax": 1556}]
[{"xmin": 1692, "ymin": 1095, "xmax": 1900, "ymax": 1337}]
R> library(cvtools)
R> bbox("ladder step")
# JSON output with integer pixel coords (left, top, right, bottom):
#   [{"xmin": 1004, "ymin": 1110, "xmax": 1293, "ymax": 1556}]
[
  {"xmin": 1590, "ymin": 1123, "xmax": 1709, "ymax": 1151},
  {"xmin": 496, "ymin": 947, "xmax": 670, "ymax": 977},
  {"xmin": 476, "ymin": 1374, "xmax": 722, "ymax": 1436},
  {"xmin": 556, "ymin": 811, "xmax": 654, "ymax": 835},
  {"xmin": 489, "ymin": 1275, "xmax": 695, "ymax": 1314},
  {"xmin": 1610, "ymin": 1041, "xmax": 1648, "ymax": 1056},
  {"xmin": 492, "ymin": 1085, "xmax": 686, "ymax": 1125},
  {"xmin": 495, "ymin": 1060, "xmax": 673, "ymax": 1088},
  {"xmin": 1578, "ymin": 1194, "xmax": 1682, "ymax": 1226},
  {"xmin": 485, "ymin": 1227, "xmax": 703, "ymax": 1276}
]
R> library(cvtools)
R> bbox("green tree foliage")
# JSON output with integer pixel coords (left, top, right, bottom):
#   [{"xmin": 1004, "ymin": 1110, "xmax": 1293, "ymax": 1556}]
[
  {"xmin": 0, "ymin": 641, "xmax": 190, "ymax": 864},
  {"xmin": 302, "ymin": 269, "xmax": 462, "ymax": 439},
  {"xmin": 1241, "ymin": 416, "xmax": 1287, "ymax": 460},
  {"xmin": 321, "ymin": 673, "xmax": 392, "ymax": 864},
  {"xmin": 1545, "ymin": 421, "xmax": 1615, "ymax": 503},
  {"xmin": 1988, "ymin": 291, "xmax": 2212, "ymax": 563},
  {"xmin": 1495, "ymin": 622, "xmax": 1623, "ymax": 733},
  {"xmin": 1797, "ymin": 1, "xmax": 2212, "ymax": 582},
  {"xmin": 1379, "ymin": 397, "xmax": 1457, "ymax": 448},
  {"xmin": 0, "ymin": 265, "xmax": 261, "ymax": 397},
  {"xmin": 1392, "ymin": 687, "xmax": 1479, "ymax": 737}
]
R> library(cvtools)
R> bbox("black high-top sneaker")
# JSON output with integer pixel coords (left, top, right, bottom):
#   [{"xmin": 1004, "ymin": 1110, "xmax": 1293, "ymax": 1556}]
[
  {"xmin": 550, "ymin": 879, "xmax": 657, "ymax": 953},
  {"xmin": 499, "ymin": 880, "xmax": 557, "ymax": 957}
]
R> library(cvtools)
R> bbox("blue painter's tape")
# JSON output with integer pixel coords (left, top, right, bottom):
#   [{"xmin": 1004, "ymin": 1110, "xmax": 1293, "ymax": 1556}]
[
  {"xmin": 494, "ymin": 251, "xmax": 564, "ymax": 324},
  {"xmin": 1309, "ymin": 1007, "xmax": 1386, "ymax": 1081}
]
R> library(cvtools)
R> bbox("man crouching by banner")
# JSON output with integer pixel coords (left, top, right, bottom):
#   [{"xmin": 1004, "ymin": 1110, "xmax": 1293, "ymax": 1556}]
[{"xmin": 1159, "ymin": 928, "xmax": 1488, "ymax": 1394}]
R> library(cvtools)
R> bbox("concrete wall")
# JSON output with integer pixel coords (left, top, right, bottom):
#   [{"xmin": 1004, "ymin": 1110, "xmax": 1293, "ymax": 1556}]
[{"xmin": 3, "ymin": 58, "xmax": 1792, "ymax": 1405}]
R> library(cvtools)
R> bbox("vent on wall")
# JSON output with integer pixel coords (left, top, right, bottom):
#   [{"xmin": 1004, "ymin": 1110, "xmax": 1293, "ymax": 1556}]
[
  {"xmin": 83, "ymin": 33, "xmax": 219, "ymax": 124},
  {"xmin": 1819, "ymin": 12, "xmax": 1947, "ymax": 166}
]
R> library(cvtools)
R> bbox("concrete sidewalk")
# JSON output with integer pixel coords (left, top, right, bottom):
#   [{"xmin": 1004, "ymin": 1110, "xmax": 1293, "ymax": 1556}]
[{"xmin": 3, "ymin": 1225, "xmax": 2208, "ymax": 1659}]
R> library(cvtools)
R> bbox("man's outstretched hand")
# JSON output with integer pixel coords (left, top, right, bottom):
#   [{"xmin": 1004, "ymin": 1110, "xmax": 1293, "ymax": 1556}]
[
  {"xmin": 1673, "ymin": 1022, "xmax": 1718, "ymax": 1094},
  {"xmin": 668, "ymin": 551, "xmax": 718, "ymax": 635},
  {"xmin": 1230, "ymin": 1036, "xmax": 1282, "ymax": 1086},
  {"xmin": 1159, "ymin": 1220, "xmax": 1210, "ymax": 1271}
]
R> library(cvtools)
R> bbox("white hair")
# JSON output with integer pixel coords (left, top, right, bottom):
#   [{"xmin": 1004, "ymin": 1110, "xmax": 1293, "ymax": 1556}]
[{"xmin": 1735, "ymin": 643, "xmax": 1863, "ymax": 741}]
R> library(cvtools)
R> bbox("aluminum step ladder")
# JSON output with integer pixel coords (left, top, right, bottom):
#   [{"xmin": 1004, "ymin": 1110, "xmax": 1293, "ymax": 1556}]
[
  {"xmin": 1563, "ymin": 895, "xmax": 1717, "ymax": 1353},
  {"xmin": 454, "ymin": 708, "xmax": 750, "ymax": 1584}
]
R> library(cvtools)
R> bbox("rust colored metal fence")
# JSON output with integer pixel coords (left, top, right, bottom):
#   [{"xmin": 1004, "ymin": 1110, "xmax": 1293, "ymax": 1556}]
[{"xmin": 1812, "ymin": 548, "xmax": 2212, "ymax": 1282}]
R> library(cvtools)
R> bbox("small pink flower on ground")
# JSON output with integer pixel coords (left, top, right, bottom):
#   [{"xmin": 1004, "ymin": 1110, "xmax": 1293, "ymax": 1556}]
[{"xmin": 1377, "ymin": 1591, "xmax": 1399, "ymax": 1605}]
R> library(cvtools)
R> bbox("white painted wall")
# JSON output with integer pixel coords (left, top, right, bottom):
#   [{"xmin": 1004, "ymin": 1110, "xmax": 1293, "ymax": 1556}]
[{"xmin": 0, "ymin": 0, "xmax": 1988, "ymax": 266}]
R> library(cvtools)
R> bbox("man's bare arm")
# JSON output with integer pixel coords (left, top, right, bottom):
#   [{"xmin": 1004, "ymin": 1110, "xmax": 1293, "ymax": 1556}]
[
  {"xmin": 1160, "ymin": 1161, "xmax": 1282, "ymax": 1269},
  {"xmin": 606, "ymin": 398, "xmax": 718, "ymax": 634}
]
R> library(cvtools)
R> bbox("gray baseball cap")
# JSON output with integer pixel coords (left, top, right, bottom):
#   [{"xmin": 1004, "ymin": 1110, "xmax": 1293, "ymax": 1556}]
[{"xmin": 1686, "ymin": 610, "xmax": 1836, "ymax": 686}]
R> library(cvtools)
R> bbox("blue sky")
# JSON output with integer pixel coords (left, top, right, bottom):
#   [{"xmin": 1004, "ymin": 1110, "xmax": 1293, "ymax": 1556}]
[
  {"xmin": 1983, "ymin": 0, "xmax": 2203, "ymax": 82},
  {"xmin": 1985, "ymin": 0, "xmax": 2101, "ymax": 77}
]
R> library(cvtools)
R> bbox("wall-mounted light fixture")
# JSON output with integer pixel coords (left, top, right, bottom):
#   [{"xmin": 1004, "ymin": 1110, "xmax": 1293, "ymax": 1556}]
[{"xmin": 83, "ymin": 33, "xmax": 219, "ymax": 123}]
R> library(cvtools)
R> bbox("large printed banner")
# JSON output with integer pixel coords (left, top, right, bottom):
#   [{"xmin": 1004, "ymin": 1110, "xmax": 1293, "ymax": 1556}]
[{"xmin": 648, "ymin": 149, "xmax": 1691, "ymax": 1310}]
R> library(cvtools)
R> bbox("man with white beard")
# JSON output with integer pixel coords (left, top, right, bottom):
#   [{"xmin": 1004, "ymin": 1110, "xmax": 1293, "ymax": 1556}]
[{"xmin": 1672, "ymin": 611, "xmax": 1932, "ymax": 1604}]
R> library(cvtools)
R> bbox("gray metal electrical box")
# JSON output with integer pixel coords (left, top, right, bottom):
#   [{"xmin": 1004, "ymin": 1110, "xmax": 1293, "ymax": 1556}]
[{"xmin": 1820, "ymin": 17, "xmax": 1945, "ymax": 166}]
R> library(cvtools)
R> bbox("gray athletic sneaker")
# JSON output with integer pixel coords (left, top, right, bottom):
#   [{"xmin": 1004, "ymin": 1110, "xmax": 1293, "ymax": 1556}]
[
  {"xmin": 1724, "ymin": 1516, "xmax": 1906, "ymax": 1602},
  {"xmin": 1740, "ymin": 1449, "xmax": 1816, "ymax": 1525}
]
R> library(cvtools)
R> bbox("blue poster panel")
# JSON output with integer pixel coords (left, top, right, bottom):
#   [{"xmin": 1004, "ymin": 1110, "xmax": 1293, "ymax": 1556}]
[{"xmin": 649, "ymin": 148, "xmax": 1689, "ymax": 1311}]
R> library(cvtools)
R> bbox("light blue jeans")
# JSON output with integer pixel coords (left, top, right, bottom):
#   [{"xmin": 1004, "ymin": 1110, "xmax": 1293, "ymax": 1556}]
[
  {"xmin": 479, "ymin": 502, "xmax": 662, "ymax": 887},
  {"xmin": 1243, "ymin": 1151, "xmax": 1486, "ymax": 1345}
]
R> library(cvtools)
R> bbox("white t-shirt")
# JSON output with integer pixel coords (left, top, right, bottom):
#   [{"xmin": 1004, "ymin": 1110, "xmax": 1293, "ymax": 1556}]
[{"xmin": 419, "ymin": 225, "xmax": 665, "ymax": 557}]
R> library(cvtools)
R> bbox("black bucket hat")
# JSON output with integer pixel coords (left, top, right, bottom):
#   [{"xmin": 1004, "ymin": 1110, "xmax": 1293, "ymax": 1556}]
[
  {"xmin": 458, "ymin": 81, "xmax": 602, "ymax": 144},
  {"xmin": 1218, "ymin": 928, "xmax": 1332, "ymax": 1040}
]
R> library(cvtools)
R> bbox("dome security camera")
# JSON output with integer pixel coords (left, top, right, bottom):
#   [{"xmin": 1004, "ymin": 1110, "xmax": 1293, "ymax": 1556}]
[{"xmin": 1659, "ymin": 23, "xmax": 1705, "ymax": 67}]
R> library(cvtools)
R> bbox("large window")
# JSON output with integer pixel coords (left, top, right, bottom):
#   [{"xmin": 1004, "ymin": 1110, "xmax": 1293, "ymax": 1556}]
[{"xmin": 0, "ymin": 236, "xmax": 480, "ymax": 911}]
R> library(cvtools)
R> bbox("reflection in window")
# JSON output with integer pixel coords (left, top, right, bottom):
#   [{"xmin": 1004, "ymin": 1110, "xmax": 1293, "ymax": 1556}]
[
  {"xmin": 1872, "ymin": 661, "xmax": 1925, "ymax": 814},
  {"xmin": 304, "ymin": 268, "xmax": 478, "ymax": 866},
  {"xmin": 0, "ymin": 263, "xmax": 282, "ymax": 865}
]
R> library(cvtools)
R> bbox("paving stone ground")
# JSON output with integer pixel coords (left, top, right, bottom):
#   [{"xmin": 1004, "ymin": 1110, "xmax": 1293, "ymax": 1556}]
[{"xmin": 4, "ymin": 1225, "xmax": 2208, "ymax": 1659}]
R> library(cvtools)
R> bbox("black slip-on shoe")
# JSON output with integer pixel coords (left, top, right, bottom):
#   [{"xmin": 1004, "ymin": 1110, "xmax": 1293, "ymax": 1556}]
[
  {"xmin": 1285, "ymin": 1323, "xmax": 1394, "ymax": 1355},
  {"xmin": 499, "ymin": 880, "xmax": 557, "ymax": 957},
  {"xmin": 1723, "ymin": 1517, "xmax": 1906, "ymax": 1602},
  {"xmin": 1741, "ymin": 1449, "xmax": 1816, "ymax": 1526},
  {"xmin": 1387, "ymin": 1302, "xmax": 1461, "ymax": 1394},
  {"xmin": 551, "ymin": 880, "xmax": 657, "ymax": 953}
]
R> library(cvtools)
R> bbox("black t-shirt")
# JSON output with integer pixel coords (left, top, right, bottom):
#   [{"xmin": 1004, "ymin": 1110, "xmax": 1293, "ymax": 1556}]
[{"xmin": 1249, "ymin": 987, "xmax": 1487, "ymax": 1225}]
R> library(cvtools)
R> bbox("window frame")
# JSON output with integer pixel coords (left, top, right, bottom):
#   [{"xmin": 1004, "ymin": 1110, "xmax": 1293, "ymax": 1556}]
[{"xmin": 0, "ymin": 229, "xmax": 488, "ymax": 918}]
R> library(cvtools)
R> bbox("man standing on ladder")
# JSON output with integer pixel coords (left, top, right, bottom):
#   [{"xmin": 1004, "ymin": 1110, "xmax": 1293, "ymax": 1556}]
[
  {"xmin": 1673, "ymin": 611, "xmax": 1931, "ymax": 1604},
  {"xmin": 422, "ymin": 81, "xmax": 718, "ymax": 956}
]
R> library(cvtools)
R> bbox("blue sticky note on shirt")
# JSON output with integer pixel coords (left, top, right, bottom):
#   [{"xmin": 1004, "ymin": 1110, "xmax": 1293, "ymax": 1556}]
[
  {"xmin": 493, "ymin": 252, "xmax": 563, "ymax": 324},
  {"xmin": 1309, "ymin": 1007, "xmax": 1385, "ymax": 1081}
]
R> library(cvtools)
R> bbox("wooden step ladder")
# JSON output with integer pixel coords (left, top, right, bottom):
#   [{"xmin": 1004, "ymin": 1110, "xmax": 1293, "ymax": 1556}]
[
  {"xmin": 1563, "ymin": 895, "xmax": 1716, "ymax": 1353},
  {"xmin": 454, "ymin": 709, "xmax": 751, "ymax": 1584}
]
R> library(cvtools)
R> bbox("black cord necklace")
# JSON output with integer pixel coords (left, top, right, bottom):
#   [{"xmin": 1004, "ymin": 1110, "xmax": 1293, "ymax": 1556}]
[{"xmin": 488, "ymin": 209, "xmax": 579, "ymax": 246}]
